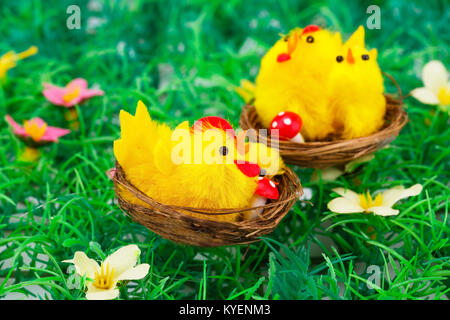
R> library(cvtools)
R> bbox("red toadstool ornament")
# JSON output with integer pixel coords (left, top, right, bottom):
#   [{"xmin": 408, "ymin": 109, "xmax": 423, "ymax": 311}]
[
  {"xmin": 248, "ymin": 177, "xmax": 279, "ymax": 219},
  {"xmin": 270, "ymin": 111, "xmax": 304, "ymax": 143}
]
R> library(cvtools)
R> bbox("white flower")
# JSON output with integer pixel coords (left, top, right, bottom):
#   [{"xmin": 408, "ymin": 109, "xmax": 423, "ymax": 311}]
[
  {"xmin": 310, "ymin": 154, "xmax": 375, "ymax": 183},
  {"xmin": 311, "ymin": 166, "xmax": 344, "ymax": 182},
  {"xmin": 411, "ymin": 60, "xmax": 450, "ymax": 114},
  {"xmin": 63, "ymin": 244, "xmax": 150, "ymax": 300},
  {"xmin": 327, "ymin": 184, "xmax": 423, "ymax": 216},
  {"xmin": 299, "ymin": 187, "xmax": 313, "ymax": 207}
]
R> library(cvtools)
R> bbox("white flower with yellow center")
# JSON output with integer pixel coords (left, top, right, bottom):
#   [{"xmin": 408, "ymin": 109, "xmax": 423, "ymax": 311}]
[
  {"xmin": 411, "ymin": 60, "xmax": 450, "ymax": 114},
  {"xmin": 327, "ymin": 184, "xmax": 423, "ymax": 216},
  {"xmin": 63, "ymin": 244, "xmax": 150, "ymax": 300}
]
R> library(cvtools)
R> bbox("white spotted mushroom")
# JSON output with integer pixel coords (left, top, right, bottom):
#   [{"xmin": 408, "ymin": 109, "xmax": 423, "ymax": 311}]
[{"xmin": 270, "ymin": 111, "xmax": 304, "ymax": 143}]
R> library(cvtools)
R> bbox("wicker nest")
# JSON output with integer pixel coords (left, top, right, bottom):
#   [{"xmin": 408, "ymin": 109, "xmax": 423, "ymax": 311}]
[
  {"xmin": 113, "ymin": 162, "xmax": 302, "ymax": 247},
  {"xmin": 239, "ymin": 75, "xmax": 408, "ymax": 168}
]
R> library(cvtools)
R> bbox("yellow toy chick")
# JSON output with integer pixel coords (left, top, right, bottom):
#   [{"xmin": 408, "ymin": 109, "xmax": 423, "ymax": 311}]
[
  {"xmin": 329, "ymin": 26, "xmax": 386, "ymax": 139},
  {"xmin": 114, "ymin": 101, "xmax": 284, "ymax": 222},
  {"xmin": 254, "ymin": 25, "xmax": 343, "ymax": 141}
]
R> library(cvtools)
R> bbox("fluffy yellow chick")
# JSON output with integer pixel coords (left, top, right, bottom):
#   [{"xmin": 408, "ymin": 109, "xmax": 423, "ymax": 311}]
[
  {"xmin": 114, "ymin": 101, "xmax": 283, "ymax": 222},
  {"xmin": 329, "ymin": 26, "xmax": 386, "ymax": 139},
  {"xmin": 254, "ymin": 25, "xmax": 343, "ymax": 141}
]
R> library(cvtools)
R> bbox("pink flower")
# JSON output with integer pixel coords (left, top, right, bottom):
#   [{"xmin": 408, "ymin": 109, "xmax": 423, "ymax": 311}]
[
  {"xmin": 42, "ymin": 78, "xmax": 104, "ymax": 107},
  {"xmin": 106, "ymin": 168, "xmax": 116, "ymax": 180},
  {"xmin": 5, "ymin": 115, "xmax": 70, "ymax": 146}
]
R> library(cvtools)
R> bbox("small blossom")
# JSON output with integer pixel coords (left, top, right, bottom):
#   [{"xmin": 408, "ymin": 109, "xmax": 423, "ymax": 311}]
[
  {"xmin": 18, "ymin": 146, "xmax": 41, "ymax": 162},
  {"xmin": 411, "ymin": 60, "xmax": 450, "ymax": 114},
  {"xmin": 42, "ymin": 78, "xmax": 104, "ymax": 108},
  {"xmin": 299, "ymin": 187, "xmax": 313, "ymax": 207},
  {"xmin": 311, "ymin": 166, "xmax": 345, "ymax": 183},
  {"xmin": 0, "ymin": 46, "xmax": 38, "ymax": 79},
  {"xmin": 311, "ymin": 154, "xmax": 375, "ymax": 183},
  {"xmin": 86, "ymin": 17, "xmax": 108, "ymax": 34},
  {"xmin": 235, "ymin": 79, "xmax": 256, "ymax": 104},
  {"xmin": 106, "ymin": 168, "xmax": 116, "ymax": 180},
  {"xmin": 5, "ymin": 115, "xmax": 70, "ymax": 146},
  {"xmin": 327, "ymin": 184, "xmax": 423, "ymax": 216},
  {"xmin": 63, "ymin": 244, "xmax": 150, "ymax": 300}
]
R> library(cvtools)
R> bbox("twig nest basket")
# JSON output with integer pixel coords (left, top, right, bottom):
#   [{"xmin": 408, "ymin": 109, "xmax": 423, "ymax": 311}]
[
  {"xmin": 113, "ymin": 162, "xmax": 302, "ymax": 247},
  {"xmin": 239, "ymin": 75, "xmax": 408, "ymax": 168}
]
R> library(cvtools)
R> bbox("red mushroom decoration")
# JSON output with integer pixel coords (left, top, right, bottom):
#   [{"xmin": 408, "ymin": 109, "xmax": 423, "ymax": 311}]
[
  {"xmin": 270, "ymin": 111, "xmax": 304, "ymax": 143},
  {"xmin": 248, "ymin": 177, "xmax": 279, "ymax": 219}
]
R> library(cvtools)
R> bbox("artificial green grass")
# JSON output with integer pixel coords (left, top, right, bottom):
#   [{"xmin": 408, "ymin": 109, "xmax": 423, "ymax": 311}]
[{"xmin": 0, "ymin": 0, "xmax": 448, "ymax": 300}]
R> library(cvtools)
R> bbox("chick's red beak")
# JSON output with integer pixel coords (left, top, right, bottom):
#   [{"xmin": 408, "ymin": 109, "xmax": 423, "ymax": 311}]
[
  {"xmin": 347, "ymin": 48, "xmax": 355, "ymax": 64},
  {"xmin": 234, "ymin": 160, "xmax": 260, "ymax": 177}
]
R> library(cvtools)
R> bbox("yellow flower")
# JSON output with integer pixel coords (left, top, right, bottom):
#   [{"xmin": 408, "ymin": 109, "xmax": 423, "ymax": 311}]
[
  {"xmin": 327, "ymin": 184, "xmax": 423, "ymax": 216},
  {"xmin": 0, "ymin": 46, "xmax": 38, "ymax": 79},
  {"xmin": 411, "ymin": 60, "xmax": 450, "ymax": 114},
  {"xmin": 235, "ymin": 79, "xmax": 256, "ymax": 104},
  {"xmin": 18, "ymin": 146, "xmax": 41, "ymax": 162},
  {"xmin": 63, "ymin": 244, "xmax": 150, "ymax": 300}
]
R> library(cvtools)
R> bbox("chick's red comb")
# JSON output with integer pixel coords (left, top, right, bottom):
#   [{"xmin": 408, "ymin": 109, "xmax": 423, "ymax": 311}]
[
  {"xmin": 301, "ymin": 24, "xmax": 321, "ymax": 35},
  {"xmin": 192, "ymin": 116, "xmax": 236, "ymax": 137}
]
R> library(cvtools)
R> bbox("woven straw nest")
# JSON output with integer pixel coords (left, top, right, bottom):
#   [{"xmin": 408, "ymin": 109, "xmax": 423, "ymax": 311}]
[
  {"xmin": 239, "ymin": 74, "xmax": 409, "ymax": 168},
  {"xmin": 113, "ymin": 162, "xmax": 303, "ymax": 247}
]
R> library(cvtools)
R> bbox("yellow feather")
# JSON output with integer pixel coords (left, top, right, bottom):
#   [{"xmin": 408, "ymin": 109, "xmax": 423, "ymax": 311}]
[{"xmin": 345, "ymin": 25, "xmax": 365, "ymax": 48}]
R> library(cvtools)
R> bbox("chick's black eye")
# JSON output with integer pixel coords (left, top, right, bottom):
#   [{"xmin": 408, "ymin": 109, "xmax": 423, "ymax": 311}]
[
  {"xmin": 336, "ymin": 55, "xmax": 344, "ymax": 63},
  {"xmin": 306, "ymin": 36, "xmax": 314, "ymax": 43},
  {"xmin": 362, "ymin": 54, "xmax": 370, "ymax": 60},
  {"xmin": 219, "ymin": 146, "xmax": 228, "ymax": 156},
  {"xmin": 259, "ymin": 168, "xmax": 267, "ymax": 176}
]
